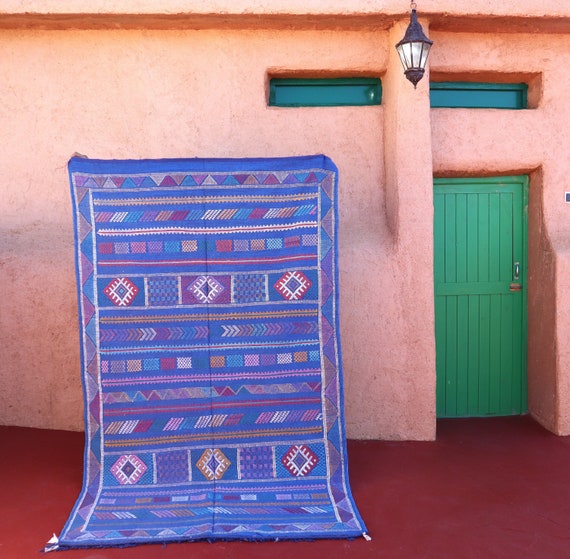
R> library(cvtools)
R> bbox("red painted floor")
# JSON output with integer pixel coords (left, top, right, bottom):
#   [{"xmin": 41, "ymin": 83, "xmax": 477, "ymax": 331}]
[{"xmin": 1, "ymin": 416, "xmax": 568, "ymax": 559}]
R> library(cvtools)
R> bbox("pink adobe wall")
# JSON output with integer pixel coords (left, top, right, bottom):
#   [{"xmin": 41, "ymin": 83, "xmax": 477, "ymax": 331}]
[
  {"xmin": 527, "ymin": 169, "xmax": 557, "ymax": 430},
  {"xmin": 2, "ymin": 7, "xmax": 570, "ymax": 439},
  {"xmin": 430, "ymin": 31, "xmax": 570, "ymax": 435},
  {"xmin": 2, "ymin": 1, "xmax": 570, "ymax": 18},
  {"xmin": 1, "ymin": 27, "xmax": 417, "ymax": 439}
]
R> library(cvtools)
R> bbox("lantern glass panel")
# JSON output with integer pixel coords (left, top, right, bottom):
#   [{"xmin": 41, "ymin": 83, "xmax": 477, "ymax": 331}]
[
  {"xmin": 420, "ymin": 43, "xmax": 431, "ymax": 68},
  {"xmin": 396, "ymin": 43, "xmax": 413, "ymax": 70},
  {"xmin": 410, "ymin": 41, "xmax": 424, "ymax": 67}
]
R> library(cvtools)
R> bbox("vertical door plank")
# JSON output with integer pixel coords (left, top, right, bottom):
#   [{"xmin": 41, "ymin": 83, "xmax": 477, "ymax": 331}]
[
  {"xmin": 445, "ymin": 194, "xmax": 457, "ymax": 284},
  {"xmin": 478, "ymin": 293, "xmax": 491, "ymax": 414},
  {"xmin": 499, "ymin": 293, "xmax": 514, "ymax": 414},
  {"xmin": 434, "ymin": 193, "xmax": 445, "ymax": 286},
  {"xmin": 456, "ymin": 194, "xmax": 468, "ymax": 283},
  {"xmin": 467, "ymin": 294, "xmax": 480, "ymax": 415},
  {"xmin": 445, "ymin": 296, "xmax": 458, "ymax": 416},
  {"xmin": 467, "ymin": 193, "xmax": 479, "ymax": 283},
  {"xmin": 435, "ymin": 295, "xmax": 447, "ymax": 417},
  {"xmin": 488, "ymin": 193, "xmax": 500, "ymax": 283},
  {"xmin": 478, "ymin": 193, "xmax": 490, "ymax": 283},
  {"xmin": 488, "ymin": 293, "xmax": 502, "ymax": 414},
  {"xmin": 456, "ymin": 294, "xmax": 469, "ymax": 415},
  {"xmin": 511, "ymin": 292, "xmax": 524, "ymax": 412},
  {"xmin": 499, "ymin": 192, "xmax": 514, "ymax": 282}
]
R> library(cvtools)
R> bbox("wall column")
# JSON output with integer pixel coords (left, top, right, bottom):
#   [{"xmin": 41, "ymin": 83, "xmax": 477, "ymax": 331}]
[{"xmin": 380, "ymin": 18, "xmax": 436, "ymax": 439}]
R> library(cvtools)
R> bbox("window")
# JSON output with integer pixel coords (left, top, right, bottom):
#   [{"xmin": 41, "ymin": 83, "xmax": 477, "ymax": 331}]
[
  {"xmin": 269, "ymin": 78, "xmax": 382, "ymax": 107},
  {"xmin": 430, "ymin": 82, "xmax": 528, "ymax": 109}
]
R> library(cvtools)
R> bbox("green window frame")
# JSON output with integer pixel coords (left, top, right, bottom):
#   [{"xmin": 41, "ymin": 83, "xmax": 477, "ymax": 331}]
[
  {"xmin": 430, "ymin": 82, "xmax": 528, "ymax": 109},
  {"xmin": 269, "ymin": 78, "xmax": 382, "ymax": 107}
]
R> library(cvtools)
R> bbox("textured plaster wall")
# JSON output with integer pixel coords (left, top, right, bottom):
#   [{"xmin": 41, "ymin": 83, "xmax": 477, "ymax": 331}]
[
  {"xmin": 3, "ymin": 10, "xmax": 570, "ymax": 439},
  {"xmin": 430, "ymin": 31, "xmax": 570, "ymax": 435},
  {"xmin": 1, "ymin": 27, "xmax": 413, "ymax": 439},
  {"xmin": 3, "ymin": 0, "xmax": 570, "ymax": 18},
  {"xmin": 527, "ymin": 169, "xmax": 557, "ymax": 429}
]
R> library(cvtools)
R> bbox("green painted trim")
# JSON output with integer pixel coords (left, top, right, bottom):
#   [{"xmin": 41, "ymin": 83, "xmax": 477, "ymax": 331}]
[
  {"xmin": 434, "ymin": 176, "xmax": 526, "ymax": 185},
  {"xmin": 269, "ymin": 78, "xmax": 382, "ymax": 107},
  {"xmin": 433, "ymin": 176, "xmax": 525, "ymax": 194},
  {"xmin": 430, "ymin": 82, "xmax": 528, "ymax": 109}
]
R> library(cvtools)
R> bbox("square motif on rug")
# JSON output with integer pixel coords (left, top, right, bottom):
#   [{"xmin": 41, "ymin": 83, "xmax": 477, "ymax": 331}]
[{"xmin": 55, "ymin": 155, "xmax": 366, "ymax": 550}]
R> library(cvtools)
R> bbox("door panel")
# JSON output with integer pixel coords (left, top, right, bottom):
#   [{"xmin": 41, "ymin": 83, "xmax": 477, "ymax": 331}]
[{"xmin": 434, "ymin": 177, "xmax": 528, "ymax": 417}]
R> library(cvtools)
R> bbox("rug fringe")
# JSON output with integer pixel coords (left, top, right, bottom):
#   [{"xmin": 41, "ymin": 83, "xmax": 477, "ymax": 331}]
[
  {"xmin": 43, "ymin": 533, "xmax": 59, "ymax": 553},
  {"xmin": 362, "ymin": 532, "xmax": 372, "ymax": 542}
]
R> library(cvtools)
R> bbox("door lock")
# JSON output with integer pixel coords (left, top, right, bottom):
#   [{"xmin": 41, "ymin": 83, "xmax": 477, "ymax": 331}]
[{"xmin": 514, "ymin": 262, "xmax": 520, "ymax": 280}]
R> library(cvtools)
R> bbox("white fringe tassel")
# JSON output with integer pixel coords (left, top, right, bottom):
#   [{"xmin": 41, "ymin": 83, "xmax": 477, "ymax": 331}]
[{"xmin": 43, "ymin": 533, "xmax": 59, "ymax": 553}]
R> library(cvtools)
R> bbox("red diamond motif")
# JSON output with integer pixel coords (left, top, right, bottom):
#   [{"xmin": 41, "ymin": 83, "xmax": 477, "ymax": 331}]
[
  {"xmin": 104, "ymin": 277, "xmax": 139, "ymax": 306},
  {"xmin": 274, "ymin": 271, "xmax": 312, "ymax": 301},
  {"xmin": 281, "ymin": 444, "xmax": 319, "ymax": 477}
]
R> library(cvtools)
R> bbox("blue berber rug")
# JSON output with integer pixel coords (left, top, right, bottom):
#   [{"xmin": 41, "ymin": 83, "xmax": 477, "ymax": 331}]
[{"xmin": 51, "ymin": 155, "xmax": 367, "ymax": 550}]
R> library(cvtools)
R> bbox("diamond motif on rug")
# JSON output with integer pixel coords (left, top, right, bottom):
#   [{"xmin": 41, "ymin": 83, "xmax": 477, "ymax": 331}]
[
  {"xmin": 188, "ymin": 276, "xmax": 225, "ymax": 304},
  {"xmin": 104, "ymin": 277, "xmax": 139, "ymax": 306},
  {"xmin": 274, "ymin": 271, "xmax": 312, "ymax": 301},
  {"xmin": 281, "ymin": 444, "xmax": 319, "ymax": 477},
  {"xmin": 110, "ymin": 454, "xmax": 147, "ymax": 485},
  {"xmin": 196, "ymin": 449, "xmax": 231, "ymax": 481}
]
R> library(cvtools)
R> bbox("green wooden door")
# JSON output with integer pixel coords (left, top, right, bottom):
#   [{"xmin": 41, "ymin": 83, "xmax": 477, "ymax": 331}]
[{"xmin": 434, "ymin": 177, "xmax": 528, "ymax": 417}]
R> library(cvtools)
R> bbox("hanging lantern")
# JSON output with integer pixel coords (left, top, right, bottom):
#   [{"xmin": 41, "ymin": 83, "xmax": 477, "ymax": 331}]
[{"xmin": 395, "ymin": 2, "xmax": 433, "ymax": 88}]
